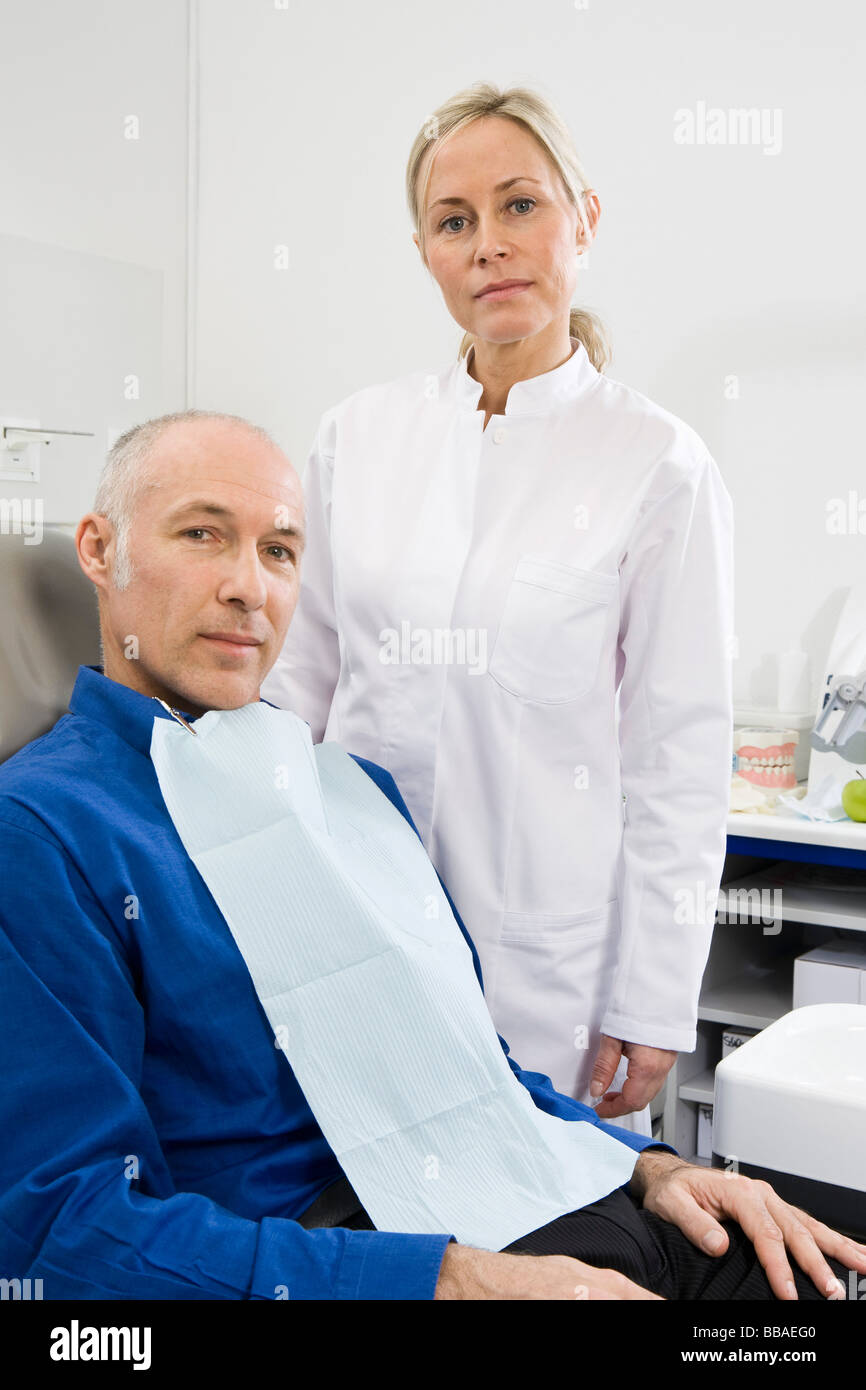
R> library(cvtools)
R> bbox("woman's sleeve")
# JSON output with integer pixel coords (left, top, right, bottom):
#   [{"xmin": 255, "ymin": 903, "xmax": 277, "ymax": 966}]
[
  {"xmin": 260, "ymin": 415, "xmax": 341, "ymax": 741},
  {"xmin": 602, "ymin": 449, "xmax": 735, "ymax": 1053}
]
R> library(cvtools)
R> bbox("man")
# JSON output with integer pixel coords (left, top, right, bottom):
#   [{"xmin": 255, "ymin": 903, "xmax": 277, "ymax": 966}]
[{"xmin": 0, "ymin": 410, "xmax": 862, "ymax": 1301}]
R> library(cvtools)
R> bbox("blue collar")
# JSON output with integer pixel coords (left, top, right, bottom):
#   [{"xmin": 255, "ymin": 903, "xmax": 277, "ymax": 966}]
[{"xmin": 68, "ymin": 664, "xmax": 271, "ymax": 757}]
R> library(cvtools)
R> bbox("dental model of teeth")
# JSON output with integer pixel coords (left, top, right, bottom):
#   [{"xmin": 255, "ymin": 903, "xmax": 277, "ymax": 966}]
[
  {"xmin": 729, "ymin": 727, "xmax": 801, "ymax": 812},
  {"xmin": 733, "ymin": 728, "xmax": 799, "ymax": 789}
]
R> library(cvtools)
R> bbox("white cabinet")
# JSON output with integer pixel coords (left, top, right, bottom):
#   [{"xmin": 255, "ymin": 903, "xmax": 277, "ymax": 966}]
[{"xmin": 660, "ymin": 811, "xmax": 866, "ymax": 1162}]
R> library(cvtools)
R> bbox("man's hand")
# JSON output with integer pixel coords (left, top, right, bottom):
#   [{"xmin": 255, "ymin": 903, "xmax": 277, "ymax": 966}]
[
  {"xmin": 434, "ymin": 1242, "xmax": 664, "ymax": 1300},
  {"xmin": 590, "ymin": 1034, "xmax": 677, "ymax": 1118},
  {"xmin": 630, "ymin": 1148, "xmax": 866, "ymax": 1300}
]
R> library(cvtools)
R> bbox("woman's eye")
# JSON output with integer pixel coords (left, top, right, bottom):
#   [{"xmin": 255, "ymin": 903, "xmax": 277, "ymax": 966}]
[{"xmin": 438, "ymin": 197, "xmax": 536, "ymax": 234}]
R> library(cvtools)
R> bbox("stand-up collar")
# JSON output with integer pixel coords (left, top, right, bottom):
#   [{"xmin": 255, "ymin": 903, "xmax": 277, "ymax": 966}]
[
  {"xmin": 450, "ymin": 335, "xmax": 599, "ymax": 416},
  {"xmin": 68, "ymin": 664, "xmax": 270, "ymax": 757}
]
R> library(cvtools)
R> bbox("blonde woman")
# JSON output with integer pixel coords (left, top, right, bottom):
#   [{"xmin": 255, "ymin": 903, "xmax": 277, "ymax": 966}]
[{"xmin": 263, "ymin": 83, "xmax": 734, "ymax": 1139}]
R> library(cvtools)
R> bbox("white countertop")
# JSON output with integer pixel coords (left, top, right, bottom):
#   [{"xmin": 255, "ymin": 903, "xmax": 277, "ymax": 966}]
[{"xmin": 727, "ymin": 806, "xmax": 866, "ymax": 850}]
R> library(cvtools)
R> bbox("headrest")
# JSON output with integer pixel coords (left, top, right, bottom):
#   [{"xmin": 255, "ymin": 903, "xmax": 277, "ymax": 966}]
[{"xmin": 0, "ymin": 527, "xmax": 101, "ymax": 760}]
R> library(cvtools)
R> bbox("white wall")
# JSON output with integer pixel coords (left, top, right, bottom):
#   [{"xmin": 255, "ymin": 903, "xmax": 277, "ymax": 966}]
[
  {"xmin": 193, "ymin": 0, "xmax": 866, "ymax": 714},
  {"xmin": 0, "ymin": 0, "xmax": 189, "ymax": 519},
  {"xmin": 5, "ymin": 2, "xmax": 863, "ymax": 711}
]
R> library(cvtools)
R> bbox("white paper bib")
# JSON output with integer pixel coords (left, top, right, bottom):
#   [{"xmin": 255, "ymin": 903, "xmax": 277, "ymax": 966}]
[{"xmin": 149, "ymin": 702, "xmax": 637, "ymax": 1250}]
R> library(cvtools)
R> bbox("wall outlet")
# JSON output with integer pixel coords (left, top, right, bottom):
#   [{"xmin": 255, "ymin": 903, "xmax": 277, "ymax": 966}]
[{"xmin": 0, "ymin": 417, "xmax": 41, "ymax": 483}]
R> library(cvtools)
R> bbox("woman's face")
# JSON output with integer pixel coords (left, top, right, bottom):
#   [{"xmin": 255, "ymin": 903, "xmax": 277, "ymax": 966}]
[{"xmin": 415, "ymin": 114, "xmax": 599, "ymax": 347}]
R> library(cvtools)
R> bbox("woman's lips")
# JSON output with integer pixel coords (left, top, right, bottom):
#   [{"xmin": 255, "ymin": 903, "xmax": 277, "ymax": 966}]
[{"xmin": 476, "ymin": 281, "xmax": 533, "ymax": 302}]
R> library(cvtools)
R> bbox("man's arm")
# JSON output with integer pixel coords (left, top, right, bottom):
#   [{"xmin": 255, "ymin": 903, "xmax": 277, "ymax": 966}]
[
  {"xmin": 351, "ymin": 758, "xmax": 678, "ymax": 1161},
  {"xmin": 0, "ymin": 814, "xmax": 451, "ymax": 1300}
]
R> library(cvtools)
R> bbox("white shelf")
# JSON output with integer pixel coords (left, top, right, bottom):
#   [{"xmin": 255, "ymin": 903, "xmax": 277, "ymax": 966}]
[
  {"xmin": 698, "ymin": 961, "xmax": 793, "ymax": 1029},
  {"xmin": 719, "ymin": 867, "xmax": 866, "ymax": 933},
  {"xmin": 678, "ymin": 1068, "xmax": 715, "ymax": 1104},
  {"xmin": 727, "ymin": 806, "xmax": 866, "ymax": 851}
]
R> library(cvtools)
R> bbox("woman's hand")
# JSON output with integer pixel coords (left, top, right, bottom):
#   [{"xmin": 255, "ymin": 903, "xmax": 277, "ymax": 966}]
[
  {"xmin": 590, "ymin": 1033, "xmax": 677, "ymax": 1118},
  {"xmin": 631, "ymin": 1149, "xmax": 866, "ymax": 1299}
]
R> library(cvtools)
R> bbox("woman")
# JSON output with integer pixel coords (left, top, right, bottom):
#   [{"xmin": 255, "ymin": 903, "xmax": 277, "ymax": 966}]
[{"xmin": 262, "ymin": 83, "xmax": 734, "ymax": 1138}]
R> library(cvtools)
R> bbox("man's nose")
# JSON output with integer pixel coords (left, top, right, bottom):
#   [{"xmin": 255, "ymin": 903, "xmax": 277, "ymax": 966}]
[{"xmin": 218, "ymin": 543, "xmax": 269, "ymax": 608}]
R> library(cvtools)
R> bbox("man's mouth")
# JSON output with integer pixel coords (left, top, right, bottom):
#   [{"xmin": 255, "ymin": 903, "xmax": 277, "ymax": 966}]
[{"xmin": 199, "ymin": 633, "xmax": 264, "ymax": 656}]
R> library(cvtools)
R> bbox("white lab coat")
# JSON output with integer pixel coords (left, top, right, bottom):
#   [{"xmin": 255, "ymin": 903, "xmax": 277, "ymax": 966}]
[{"xmin": 263, "ymin": 339, "xmax": 735, "ymax": 1134}]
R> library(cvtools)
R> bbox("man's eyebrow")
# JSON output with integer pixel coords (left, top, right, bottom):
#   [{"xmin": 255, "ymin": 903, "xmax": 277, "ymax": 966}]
[
  {"xmin": 166, "ymin": 500, "xmax": 236, "ymax": 522},
  {"xmin": 166, "ymin": 499, "xmax": 304, "ymax": 541},
  {"xmin": 429, "ymin": 176, "xmax": 542, "ymax": 212}
]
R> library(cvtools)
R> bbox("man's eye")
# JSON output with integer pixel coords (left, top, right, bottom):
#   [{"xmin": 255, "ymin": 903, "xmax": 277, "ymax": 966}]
[{"xmin": 180, "ymin": 531, "xmax": 294, "ymax": 561}]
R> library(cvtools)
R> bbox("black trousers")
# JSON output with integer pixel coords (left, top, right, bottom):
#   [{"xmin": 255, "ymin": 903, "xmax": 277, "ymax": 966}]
[
  {"xmin": 335, "ymin": 1185, "xmax": 855, "ymax": 1299},
  {"xmin": 502, "ymin": 1185, "xmax": 855, "ymax": 1299}
]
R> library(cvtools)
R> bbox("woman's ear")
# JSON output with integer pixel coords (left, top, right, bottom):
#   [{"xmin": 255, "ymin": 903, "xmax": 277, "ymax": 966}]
[{"xmin": 580, "ymin": 190, "xmax": 602, "ymax": 243}]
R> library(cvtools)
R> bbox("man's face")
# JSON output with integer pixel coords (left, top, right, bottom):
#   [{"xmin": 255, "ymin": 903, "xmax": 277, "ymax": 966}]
[{"xmin": 81, "ymin": 418, "xmax": 305, "ymax": 715}]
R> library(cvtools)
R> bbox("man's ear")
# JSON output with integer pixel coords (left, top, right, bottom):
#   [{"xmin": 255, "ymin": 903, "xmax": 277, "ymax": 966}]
[{"xmin": 76, "ymin": 513, "xmax": 114, "ymax": 593}]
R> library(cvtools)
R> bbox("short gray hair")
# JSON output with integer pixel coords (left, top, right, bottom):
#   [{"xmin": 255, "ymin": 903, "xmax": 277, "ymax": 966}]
[{"xmin": 92, "ymin": 409, "xmax": 278, "ymax": 589}]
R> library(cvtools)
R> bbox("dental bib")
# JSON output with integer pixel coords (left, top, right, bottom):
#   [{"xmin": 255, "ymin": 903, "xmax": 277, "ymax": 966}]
[{"xmin": 150, "ymin": 702, "xmax": 637, "ymax": 1250}]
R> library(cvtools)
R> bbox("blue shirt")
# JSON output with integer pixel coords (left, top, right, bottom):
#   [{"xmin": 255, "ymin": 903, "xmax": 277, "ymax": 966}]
[{"xmin": 0, "ymin": 665, "xmax": 674, "ymax": 1300}]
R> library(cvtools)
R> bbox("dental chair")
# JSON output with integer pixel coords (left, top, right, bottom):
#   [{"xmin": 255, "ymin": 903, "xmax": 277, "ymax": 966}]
[
  {"xmin": 0, "ymin": 526, "xmax": 101, "ymax": 761},
  {"xmin": 712, "ymin": 1004, "xmax": 866, "ymax": 1242}
]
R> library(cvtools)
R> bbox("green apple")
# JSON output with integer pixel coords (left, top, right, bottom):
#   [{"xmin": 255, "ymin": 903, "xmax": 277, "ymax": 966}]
[{"xmin": 841, "ymin": 774, "xmax": 866, "ymax": 821}]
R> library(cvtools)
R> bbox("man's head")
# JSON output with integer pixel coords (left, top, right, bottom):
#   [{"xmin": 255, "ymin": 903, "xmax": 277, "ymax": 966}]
[{"xmin": 76, "ymin": 410, "xmax": 305, "ymax": 716}]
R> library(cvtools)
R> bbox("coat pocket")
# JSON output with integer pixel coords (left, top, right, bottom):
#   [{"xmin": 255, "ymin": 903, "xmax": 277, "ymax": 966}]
[
  {"xmin": 487, "ymin": 555, "xmax": 619, "ymax": 704},
  {"xmin": 500, "ymin": 900, "xmax": 615, "ymax": 943}
]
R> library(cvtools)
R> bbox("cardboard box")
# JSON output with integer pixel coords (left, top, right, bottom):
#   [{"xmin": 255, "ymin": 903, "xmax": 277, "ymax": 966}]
[{"xmin": 722, "ymin": 1026, "xmax": 759, "ymax": 1057}]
